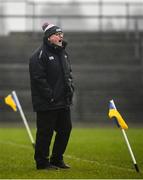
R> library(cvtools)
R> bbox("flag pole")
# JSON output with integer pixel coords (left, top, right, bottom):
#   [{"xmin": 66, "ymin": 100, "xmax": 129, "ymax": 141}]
[
  {"xmin": 110, "ymin": 100, "xmax": 139, "ymax": 172},
  {"xmin": 12, "ymin": 91, "xmax": 35, "ymax": 148},
  {"xmin": 121, "ymin": 129, "xmax": 139, "ymax": 172}
]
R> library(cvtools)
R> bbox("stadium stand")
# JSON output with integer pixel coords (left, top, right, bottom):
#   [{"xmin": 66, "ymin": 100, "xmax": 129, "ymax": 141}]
[{"xmin": 0, "ymin": 31, "xmax": 143, "ymax": 124}]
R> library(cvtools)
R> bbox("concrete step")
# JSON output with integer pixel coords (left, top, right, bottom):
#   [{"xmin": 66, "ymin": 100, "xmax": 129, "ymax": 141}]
[
  {"xmin": 0, "ymin": 64, "xmax": 30, "ymax": 89},
  {"xmin": 16, "ymin": 88, "xmax": 143, "ymax": 115},
  {"xmin": 10, "ymin": 31, "xmax": 143, "ymax": 42},
  {"xmin": 1, "ymin": 89, "xmax": 143, "ymax": 123},
  {"xmin": 0, "ymin": 41, "xmax": 140, "ymax": 65},
  {"xmin": 0, "ymin": 64, "xmax": 142, "ymax": 90},
  {"xmin": 74, "ymin": 89, "xmax": 143, "ymax": 122},
  {"xmin": 1, "ymin": 88, "xmax": 143, "ymax": 113},
  {"xmin": 0, "ymin": 32, "xmax": 141, "ymax": 66},
  {"xmin": 74, "ymin": 65, "xmax": 142, "ymax": 90}
]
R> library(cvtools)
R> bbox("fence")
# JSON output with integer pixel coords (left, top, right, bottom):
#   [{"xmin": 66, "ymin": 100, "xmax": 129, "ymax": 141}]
[{"xmin": 0, "ymin": 0, "xmax": 143, "ymax": 34}]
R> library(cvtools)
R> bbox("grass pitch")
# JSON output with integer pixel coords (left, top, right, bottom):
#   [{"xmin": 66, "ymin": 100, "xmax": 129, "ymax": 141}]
[{"xmin": 0, "ymin": 126, "xmax": 143, "ymax": 179}]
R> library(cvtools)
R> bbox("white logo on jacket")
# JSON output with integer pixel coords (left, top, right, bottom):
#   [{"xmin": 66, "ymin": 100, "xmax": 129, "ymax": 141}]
[
  {"xmin": 64, "ymin": 55, "xmax": 68, "ymax": 59},
  {"xmin": 49, "ymin": 56, "xmax": 54, "ymax": 61}
]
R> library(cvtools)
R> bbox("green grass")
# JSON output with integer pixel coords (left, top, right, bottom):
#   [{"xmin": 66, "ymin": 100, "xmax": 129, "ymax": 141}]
[{"xmin": 0, "ymin": 126, "xmax": 143, "ymax": 179}]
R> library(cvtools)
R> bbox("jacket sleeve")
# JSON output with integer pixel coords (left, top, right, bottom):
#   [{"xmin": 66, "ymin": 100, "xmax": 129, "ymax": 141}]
[
  {"xmin": 65, "ymin": 55, "xmax": 75, "ymax": 97},
  {"xmin": 68, "ymin": 54, "xmax": 75, "ymax": 92},
  {"xmin": 69, "ymin": 67, "xmax": 74, "ymax": 92},
  {"xmin": 29, "ymin": 54, "xmax": 53, "ymax": 101}
]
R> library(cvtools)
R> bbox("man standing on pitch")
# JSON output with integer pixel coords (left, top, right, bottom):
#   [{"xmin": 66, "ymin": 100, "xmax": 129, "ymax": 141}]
[{"xmin": 29, "ymin": 22, "xmax": 74, "ymax": 170}]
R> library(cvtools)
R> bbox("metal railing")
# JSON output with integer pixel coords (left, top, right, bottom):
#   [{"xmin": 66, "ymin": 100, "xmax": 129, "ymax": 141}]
[{"xmin": 0, "ymin": 0, "xmax": 143, "ymax": 34}]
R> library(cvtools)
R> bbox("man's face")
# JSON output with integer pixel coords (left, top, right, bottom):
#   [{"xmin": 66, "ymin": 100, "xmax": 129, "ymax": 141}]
[{"xmin": 48, "ymin": 32, "xmax": 64, "ymax": 46}]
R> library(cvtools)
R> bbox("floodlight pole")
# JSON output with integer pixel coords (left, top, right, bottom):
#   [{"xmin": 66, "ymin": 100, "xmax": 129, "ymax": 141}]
[
  {"xmin": 12, "ymin": 91, "xmax": 35, "ymax": 148},
  {"xmin": 110, "ymin": 100, "xmax": 139, "ymax": 172}
]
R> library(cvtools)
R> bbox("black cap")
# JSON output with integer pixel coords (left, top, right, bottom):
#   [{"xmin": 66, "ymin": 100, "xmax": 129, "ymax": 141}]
[{"xmin": 42, "ymin": 22, "xmax": 63, "ymax": 38}]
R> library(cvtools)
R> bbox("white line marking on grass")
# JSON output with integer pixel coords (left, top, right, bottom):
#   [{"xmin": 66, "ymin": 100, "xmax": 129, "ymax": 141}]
[
  {"xmin": 0, "ymin": 140, "xmax": 136, "ymax": 172},
  {"xmin": 65, "ymin": 155, "xmax": 135, "ymax": 172},
  {"xmin": 0, "ymin": 140, "xmax": 31, "ymax": 149}
]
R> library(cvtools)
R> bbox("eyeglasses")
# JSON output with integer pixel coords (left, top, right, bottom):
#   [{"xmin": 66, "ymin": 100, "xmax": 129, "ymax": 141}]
[{"xmin": 55, "ymin": 32, "xmax": 64, "ymax": 36}]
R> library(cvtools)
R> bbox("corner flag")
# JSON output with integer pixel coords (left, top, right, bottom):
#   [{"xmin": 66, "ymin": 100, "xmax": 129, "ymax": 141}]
[
  {"xmin": 4, "ymin": 91, "xmax": 35, "ymax": 148},
  {"xmin": 108, "ymin": 100, "xmax": 128, "ymax": 130},
  {"xmin": 5, "ymin": 94, "xmax": 17, "ymax": 112},
  {"xmin": 108, "ymin": 99, "xmax": 139, "ymax": 172}
]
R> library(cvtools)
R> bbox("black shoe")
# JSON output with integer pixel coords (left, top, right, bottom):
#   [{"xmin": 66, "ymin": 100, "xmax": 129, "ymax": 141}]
[
  {"xmin": 37, "ymin": 163, "xmax": 59, "ymax": 170},
  {"xmin": 50, "ymin": 160, "xmax": 70, "ymax": 169}
]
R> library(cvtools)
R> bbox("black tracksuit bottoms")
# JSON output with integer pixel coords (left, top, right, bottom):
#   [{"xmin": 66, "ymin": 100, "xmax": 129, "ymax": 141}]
[{"xmin": 34, "ymin": 108, "xmax": 72, "ymax": 168}]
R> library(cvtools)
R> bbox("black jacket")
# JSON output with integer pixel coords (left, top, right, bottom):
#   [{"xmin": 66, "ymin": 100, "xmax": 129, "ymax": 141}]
[{"xmin": 29, "ymin": 38, "xmax": 74, "ymax": 111}]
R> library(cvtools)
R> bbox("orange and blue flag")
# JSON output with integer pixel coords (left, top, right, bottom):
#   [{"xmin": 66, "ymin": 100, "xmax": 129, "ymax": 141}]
[
  {"xmin": 108, "ymin": 100, "xmax": 128, "ymax": 130},
  {"xmin": 5, "ymin": 94, "xmax": 17, "ymax": 112}
]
